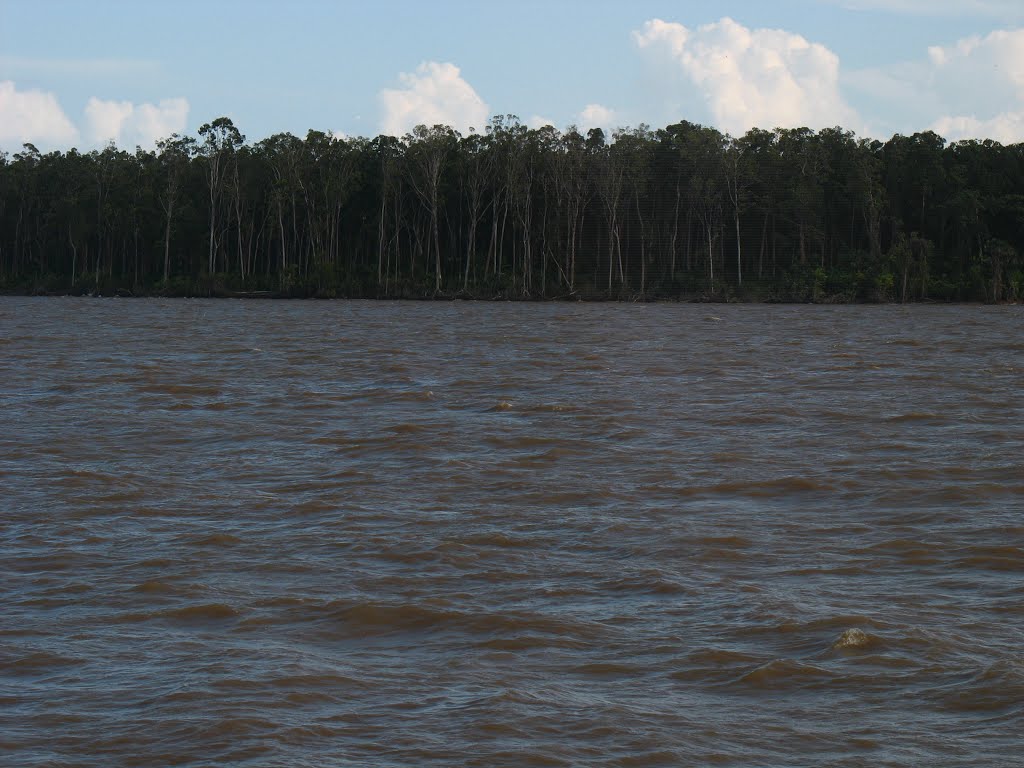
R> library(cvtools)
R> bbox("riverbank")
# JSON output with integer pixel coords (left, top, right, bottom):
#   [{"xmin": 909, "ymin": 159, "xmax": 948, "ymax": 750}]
[{"xmin": 0, "ymin": 279, "xmax": 947, "ymax": 304}]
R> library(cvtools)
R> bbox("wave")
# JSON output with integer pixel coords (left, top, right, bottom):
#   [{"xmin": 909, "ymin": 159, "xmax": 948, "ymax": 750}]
[
  {"xmin": 954, "ymin": 545, "xmax": 1024, "ymax": 572},
  {"xmin": 680, "ymin": 476, "xmax": 834, "ymax": 498},
  {"xmin": 1, "ymin": 650, "xmax": 83, "ymax": 674},
  {"xmin": 131, "ymin": 580, "xmax": 183, "ymax": 595},
  {"xmin": 285, "ymin": 599, "xmax": 608, "ymax": 645},
  {"xmin": 731, "ymin": 658, "xmax": 837, "ymax": 690},
  {"xmin": 135, "ymin": 382, "xmax": 222, "ymax": 397},
  {"xmin": 187, "ymin": 533, "xmax": 243, "ymax": 547},
  {"xmin": 932, "ymin": 661, "xmax": 1024, "ymax": 714},
  {"xmin": 831, "ymin": 627, "xmax": 881, "ymax": 651},
  {"xmin": 162, "ymin": 603, "xmax": 240, "ymax": 622}
]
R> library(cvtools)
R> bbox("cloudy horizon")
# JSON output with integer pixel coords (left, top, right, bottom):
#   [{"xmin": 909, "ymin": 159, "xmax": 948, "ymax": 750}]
[{"xmin": 2, "ymin": 1, "xmax": 1023, "ymax": 152}]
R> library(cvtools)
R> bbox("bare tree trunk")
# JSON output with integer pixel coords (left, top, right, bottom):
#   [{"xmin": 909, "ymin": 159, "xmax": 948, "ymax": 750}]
[
  {"xmin": 570, "ymin": 208, "xmax": 578, "ymax": 291},
  {"xmin": 163, "ymin": 201, "xmax": 173, "ymax": 283},
  {"xmin": 671, "ymin": 181, "xmax": 680, "ymax": 280},
  {"xmin": 708, "ymin": 227, "xmax": 714, "ymax": 284},
  {"xmin": 207, "ymin": 156, "xmax": 219, "ymax": 275},
  {"xmin": 69, "ymin": 225, "xmax": 77, "ymax": 286},
  {"xmin": 735, "ymin": 208, "xmax": 742, "ymax": 287},
  {"xmin": 378, "ymin": 193, "xmax": 386, "ymax": 287},
  {"xmin": 464, "ymin": 216, "xmax": 476, "ymax": 291},
  {"xmin": 685, "ymin": 210, "xmax": 693, "ymax": 272},
  {"xmin": 235, "ymin": 184, "xmax": 245, "ymax": 281},
  {"xmin": 607, "ymin": 220, "xmax": 614, "ymax": 291},
  {"xmin": 432, "ymin": 189, "xmax": 441, "ymax": 293},
  {"xmin": 278, "ymin": 203, "xmax": 287, "ymax": 273}
]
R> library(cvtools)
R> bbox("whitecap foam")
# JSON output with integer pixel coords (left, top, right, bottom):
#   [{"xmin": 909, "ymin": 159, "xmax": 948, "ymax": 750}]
[{"xmin": 834, "ymin": 628, "xmax": 872, "ymax": 649}]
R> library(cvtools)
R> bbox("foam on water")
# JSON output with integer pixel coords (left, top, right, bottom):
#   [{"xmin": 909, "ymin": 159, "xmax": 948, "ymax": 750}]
[{"xmin": 833, "ymin": 628, "xmax": 874, "ymax": 649}]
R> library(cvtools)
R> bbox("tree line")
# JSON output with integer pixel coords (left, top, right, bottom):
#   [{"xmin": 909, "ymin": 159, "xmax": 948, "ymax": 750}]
[{"xmin": 1, "ymin": 116, "xmax": 1022, "ymax": 301}]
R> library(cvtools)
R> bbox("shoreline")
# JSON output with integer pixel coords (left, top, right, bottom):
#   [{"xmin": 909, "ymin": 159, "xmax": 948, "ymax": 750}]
[{"xmin": 2, "ymin": 287, "xmax": 1013, "ymax": 305}]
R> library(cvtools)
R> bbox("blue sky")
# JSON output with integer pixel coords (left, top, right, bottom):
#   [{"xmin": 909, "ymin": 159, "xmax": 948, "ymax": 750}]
[{"xmin": 2, "ymin": 0, "xmax": 1024, "ymax": 152}]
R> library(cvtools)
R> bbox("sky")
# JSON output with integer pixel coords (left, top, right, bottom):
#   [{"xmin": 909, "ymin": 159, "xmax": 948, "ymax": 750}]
[{"xmin": 2, "ymin": 0, "xmax": 1024, "ymax": 153}]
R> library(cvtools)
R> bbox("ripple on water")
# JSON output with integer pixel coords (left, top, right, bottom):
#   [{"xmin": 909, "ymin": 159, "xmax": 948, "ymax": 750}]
[{"xmin": 2, "ymin": 299, "xmax": 1023, "ymax": 766}]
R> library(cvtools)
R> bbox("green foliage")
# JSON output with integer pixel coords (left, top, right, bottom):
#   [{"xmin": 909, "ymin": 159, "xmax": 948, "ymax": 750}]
[
  {"xmin": 1010, "ymin": 270, "xmax": 1024, "ymax": 302},
  {"xmin": 1, "ymin": 118, "xmax": 1022, "ymax": 302},
  {"xmin": 874, "ymin": 272, "xmax": 896, "ymax": 302}
]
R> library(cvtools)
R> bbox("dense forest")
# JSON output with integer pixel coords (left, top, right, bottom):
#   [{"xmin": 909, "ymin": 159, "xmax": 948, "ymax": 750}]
[{"xmin": 1, "ymin": 116, "xmax": 1022, "ymax": 302}]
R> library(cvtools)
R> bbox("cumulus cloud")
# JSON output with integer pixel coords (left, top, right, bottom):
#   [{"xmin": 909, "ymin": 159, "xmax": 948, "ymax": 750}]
[
  {"xmin": 84, "ymin": 98, "xmax": 133, "ymax": 144},
  {"xmin": 528, "ymin": 115, "xmax": 557, "ymax": 130},
  {"xmin": 0, "ymin": 80, "xmax": 79, "ymax": 149},
  {"xmin": 926, "ymin": 29, "xmax": 1024, "ymax": 142},
  {"xmin": 379, "ymin": 61, "xmax": 489, "ymax": 136},
  {"xmin": 577, "ymin": 103, "xmax": 619, "ymax": 132},
  {"xmin": 0, "ymin": 83, "xmax": 189, "ymax": 151},
  {"xmin": 932, "ymin": 112, "xmax": 1024, "ymax": 143},
  {"xmin": 84, "ymin": 97, "xmax": 189, "ymax": 148},
  {"xmin": 845, "ymin": 27, "xmax": 1024, "ymax": 142},
  {"xmin": 633, "ymin": 17, "xmax": 860, "ymax": 135},
  {"xmin": 927, "ymin": 28, "xmax": 1024, "ymax": 99}
]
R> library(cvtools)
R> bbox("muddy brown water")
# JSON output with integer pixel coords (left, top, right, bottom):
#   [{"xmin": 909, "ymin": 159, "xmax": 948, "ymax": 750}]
[{"xmin": 1, "ymin": 297, "xmax": 1022, "ymax": 766}]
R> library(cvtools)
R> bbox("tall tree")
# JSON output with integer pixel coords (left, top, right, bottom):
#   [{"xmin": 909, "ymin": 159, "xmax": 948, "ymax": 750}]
[
  {"xmin": 198, "ymin": 117, "xmax": 244, "ymax": 275},
  {"xmin": 156, "ymin": 134, "xmax": 195, "ymax": 283},
  {"xmin": 406, "ymin": 124, "xmax": 457, "ymax": 292}
]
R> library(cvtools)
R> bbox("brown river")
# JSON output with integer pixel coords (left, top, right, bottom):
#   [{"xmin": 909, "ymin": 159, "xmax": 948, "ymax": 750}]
[{"xmin": 1, "ymin": 297, "xmax": 1023, "ymax": 766}]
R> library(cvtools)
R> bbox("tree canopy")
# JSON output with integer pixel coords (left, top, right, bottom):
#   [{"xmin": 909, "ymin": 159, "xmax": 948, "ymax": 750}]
[{"xmin": 1, "ymin": 117, "xmax": 1022, "ymax": 301}]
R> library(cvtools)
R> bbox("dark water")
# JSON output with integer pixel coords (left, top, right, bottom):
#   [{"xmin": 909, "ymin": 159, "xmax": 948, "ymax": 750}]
[{"xmin": 2, "ymin": 297, "xmax": 1023, "ymax": 767}]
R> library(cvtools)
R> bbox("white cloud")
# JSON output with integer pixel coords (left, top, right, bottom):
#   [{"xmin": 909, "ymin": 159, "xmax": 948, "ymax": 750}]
[
  {"xmin": 85, "ymin": 98, "xmax": 133, "ymax": 144},
  {"xmin": 932, "ymin": 112, "xmax": 1024, "ymax": 143},
  {"xmin": 846, "ymin": 27, "xmax": 1024, "ymax": 141},
  {"xmin": 0, "ymin": 80, "xmax": 79, "ymax": 149},
  {"xmin": 927, "ymin": 29, "xmax": 1024, "ymax": 100},
  {"xmin": 633, "ymin": 17, "xmax": 861, "ymax": 135},
  {"xmin": 131, "ymin": 99, "xmax": 189, "ymax": 146},
  {"xmin": 577, "ymin": 103, "xmax": 618, "ymax": 132},
  {"xmin": 84, "ymin": 97, "xmax": 189, "ymax": 148},
  {"xmin": 379, "ymin": 61, "xmax": 489, "ymax": 136},
  {"xmin": 528, "ymin": 115, "xmax": 557, "ymax": 130},
  {"xmin": 0, "ymin": 79, "xmax": 188, "ymax": 151},
  {"xmin": 926, "ymin": 29, "xmax": 1024, "ymax": 141}
]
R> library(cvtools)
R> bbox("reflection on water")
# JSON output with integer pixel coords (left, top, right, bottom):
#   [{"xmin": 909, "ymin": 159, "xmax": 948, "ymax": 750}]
[{"xmin": 1, "ymin": 297, "xmax": 1022, "ymax": 766}]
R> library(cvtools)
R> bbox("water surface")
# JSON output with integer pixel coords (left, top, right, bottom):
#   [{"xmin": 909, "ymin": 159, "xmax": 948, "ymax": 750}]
[{"xmin": 2, "ymin": 298, "xmax": 1022, "ymax": 766}]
